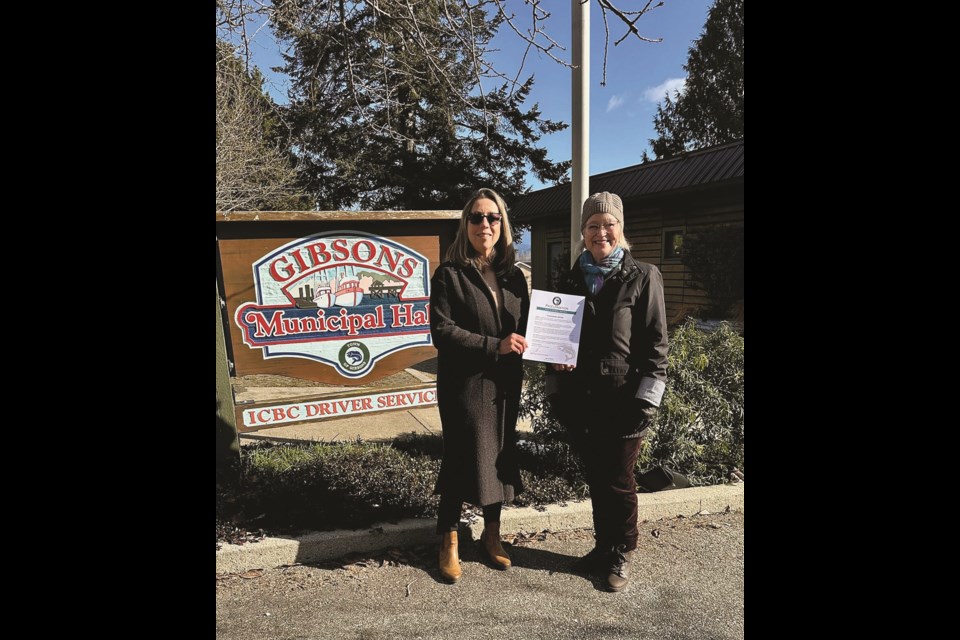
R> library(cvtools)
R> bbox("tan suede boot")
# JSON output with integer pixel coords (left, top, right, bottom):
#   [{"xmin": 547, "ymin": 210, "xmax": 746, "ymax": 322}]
[
  {"xmin": 438, "ymin": 531, "xmax": 462, "ymax": 583},
  {"xmin": 481, "ymin": 522, "xmax": 512, "ymax": 570}
]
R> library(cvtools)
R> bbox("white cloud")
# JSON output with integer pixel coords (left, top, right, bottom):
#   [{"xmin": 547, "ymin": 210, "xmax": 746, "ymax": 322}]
[
  {"xmin": 606, "ymin": 95, "xmax": 625, "ymax": 112},
  {"xmin": 643, "ymin": 78, "xmax": 687, "ymax": 104}
]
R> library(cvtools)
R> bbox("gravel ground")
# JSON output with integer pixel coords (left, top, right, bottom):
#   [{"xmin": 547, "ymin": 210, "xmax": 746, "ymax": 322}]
[{"xmin": 216, "ymin": 510, "xmax": 743, "ymax": 640}]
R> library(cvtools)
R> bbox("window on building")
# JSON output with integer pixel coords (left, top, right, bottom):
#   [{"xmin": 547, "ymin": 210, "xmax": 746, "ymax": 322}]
[
  {"xmin": 663, "ymin": 228, "xmax": 684, "ymax": 260},
  {"xmin": 547, "ymin": 241, "xmax": 564, "ymax": 289}
]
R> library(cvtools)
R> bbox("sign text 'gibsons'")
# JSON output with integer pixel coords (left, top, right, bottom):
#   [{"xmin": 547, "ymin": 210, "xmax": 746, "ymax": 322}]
[{"xmin": 234, "ymin": 232, "xmax": 431, "ymax": 378}]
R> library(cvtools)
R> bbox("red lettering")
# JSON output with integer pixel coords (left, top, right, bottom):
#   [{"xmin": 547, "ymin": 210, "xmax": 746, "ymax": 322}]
[
  {"xmin": 391, "ymin": 304, "xmax": 412, "ymax": 327},
  {"xmin": 385, "ymin": 395, "xmax": 397, "ymax": 407},
  {"xmin": 290, "ymin": 249, "xmax": 310, "ymax": 273},
  {"xmin": 286, "ymin": 406, "xmax": 300, "ymax": 420},
  {"xmin": 347, "ymin": 314, "xmax": 363, "ymax": 336},
  {"xmin": 245, "ymin": 310, "xmax": 286, "ymax": 338},
  {"xmin": 351, "ymin": 399, "xmax": 363, "ymax": 411},
  {"xmin": 306, "ymin": 404, "xmax": 320, "ymax": 417},
  {"xmin": 246, "ymin": 410, "xmax": 258, "ymax": 425},
  {"xmin": 377, "ymin": 396, "xmax": 389, "ymax": 408},
  {"xmin": 362, "ymin": 310, "xmax": 382, "ymax": 330},
  {"xmin": 258, "ymin": 409, "xmax": 272, "ymax": 423},
  {"xmin": 268, "ymin": 255, "xmax": 296, "ymax": 282},
  {"xmin": 337, "ymin": 400, "xmax": 351, "ymax": 413},
  {"xmin": 332, "ymin": 238, "xmax": 350, "ymax": 261},
  {"xmin": 307, "ymin": 242, "xmax": 332, "ymax": 268},
  {"xmin": 318, "ymin": 402, "xmax": 333, "ymax": 415},
  {"xmin": 362, "ymin": 397, "xmax": 373, "ymax": 410},
  {"xmin": 272, "ymin": 408, "xmax": 287, "ymax": 422},
  {"xmin": 375, "ymin": 246, "xmax": 401, "ymax": 272},
  {"xmin": 398, "ymin": 257, "xmax": 417, "ymax": 278},
  {"xmin": 353, "ymin": 240, "xmax": 376, "ymax": 262},
  {"xmin": 424, "ymin": 390, "xmax": 436, "ymax": 403}
]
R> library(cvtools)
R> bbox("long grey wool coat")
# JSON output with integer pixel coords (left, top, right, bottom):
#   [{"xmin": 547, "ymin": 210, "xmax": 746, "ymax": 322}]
[{"xmin": 429, "ymin": 260, "xmax": 530, "ymax": 506}]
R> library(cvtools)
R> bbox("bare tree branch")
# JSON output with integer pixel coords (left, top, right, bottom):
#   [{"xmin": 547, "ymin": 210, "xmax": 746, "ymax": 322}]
[
  {"xmin": 216, "ymin": 0, "xmax": 670, "ymax": 205},
  {"xmin": 216, "ymin": 39, "xmax": 303, "ymax": 212},
  {"xmin": 219, "ymin": 1, "xmax": 667, "ymax": 104},
  {"xmin": 491, "ymin": 0, "xmax": 571, "ymax": 81},
  {"xmin": 600, "ymin": 0, "xmax": 664, "ymax": 45}
]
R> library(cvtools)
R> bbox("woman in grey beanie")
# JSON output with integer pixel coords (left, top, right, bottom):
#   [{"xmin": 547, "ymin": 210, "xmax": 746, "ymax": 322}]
[{"xmin": 546, "ymin": 191, "xmax": 668, "ymax": 592}]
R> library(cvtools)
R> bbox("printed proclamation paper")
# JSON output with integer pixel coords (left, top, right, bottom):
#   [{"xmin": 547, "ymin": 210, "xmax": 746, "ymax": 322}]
[{"xmin": 522, "ymin": 289, "xmax": 586, "ymax": 365}]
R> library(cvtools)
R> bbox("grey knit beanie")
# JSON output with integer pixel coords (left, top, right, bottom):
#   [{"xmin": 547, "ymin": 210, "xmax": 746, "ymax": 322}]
[{"xmin": 580, "ymin": 192, "xmax": 624, "ymax": 231}]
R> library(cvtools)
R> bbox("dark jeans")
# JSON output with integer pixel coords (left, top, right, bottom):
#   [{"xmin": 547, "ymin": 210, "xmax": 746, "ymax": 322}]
[
  {"xmin": 436, "ymin": 495, "xmax": 503, "ymax": 534},
  {"xmin": 577, "ymin": 434, "xmax": 644, "ymax": 551}
]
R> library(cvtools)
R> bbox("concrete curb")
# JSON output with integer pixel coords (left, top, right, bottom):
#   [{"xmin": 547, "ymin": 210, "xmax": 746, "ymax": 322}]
[{"xmin": 216, "ymin": 483, "xmax": 743, "ymax": 574}]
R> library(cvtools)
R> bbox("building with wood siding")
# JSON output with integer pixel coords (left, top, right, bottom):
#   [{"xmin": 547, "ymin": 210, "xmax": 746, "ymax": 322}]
[{"xmin": 511, "ymin": 140, "xmax": 743, "ymax": 322}]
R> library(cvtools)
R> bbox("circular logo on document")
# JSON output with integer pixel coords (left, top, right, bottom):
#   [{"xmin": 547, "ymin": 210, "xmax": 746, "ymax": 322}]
[{"xmin": 552, "ymin": 296, "xmax": 562, "ymax": 306}]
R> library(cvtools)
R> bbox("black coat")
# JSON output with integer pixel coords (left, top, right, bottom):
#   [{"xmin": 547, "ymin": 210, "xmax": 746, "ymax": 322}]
[
  {"xmin": 429, "ymin": 261, "xmax": 529, "ymax": 505},
  {"xmin": 548, "ymin": 251, "xmax": 669, "ymax": 438}
]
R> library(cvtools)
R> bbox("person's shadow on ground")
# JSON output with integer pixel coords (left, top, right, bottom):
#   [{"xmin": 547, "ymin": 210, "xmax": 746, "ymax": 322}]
[
  {"xmin": 304, "ymin": 535, "xmax": 609, "ymax": 591},
  {"xmin": 435, "ymin": 539, "xmax": 609, "ymax": 592},
  {"xmin": 506, "ymin": 544, "xmax": 609, "ymax": 592},
  {"xmin": 425, "ymin": 539, "xmax": 596, "ymax": 586}
]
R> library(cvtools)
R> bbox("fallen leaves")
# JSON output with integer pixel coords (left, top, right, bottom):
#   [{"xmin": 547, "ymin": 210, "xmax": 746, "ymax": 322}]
[
  {"xmin": 337, "ymin": 546, "xmax": 424, "ymax": 572},
  {"xmin": 506, "ymin": 530, "xmax": 551, "ymax": 546},
  {"xmin": 215, "ymin": 522, "xmax": 266, "ymax": 551},
  {"xmin": 216, "ymin": 568, "xmax": 265, "ymax": 581}
]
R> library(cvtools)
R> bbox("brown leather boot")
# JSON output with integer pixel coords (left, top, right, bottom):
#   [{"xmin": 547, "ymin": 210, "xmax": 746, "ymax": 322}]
[
  {"xmin": 438, "ymin": 531, "xmax": 461, "ymax": 583},
  {"xmin": 481, "ymin": 522, "xmax": 512, "ymax": 570},
  {"xmin": 605, "ymin": 544, "xmax": 633, "ymax": 592}
]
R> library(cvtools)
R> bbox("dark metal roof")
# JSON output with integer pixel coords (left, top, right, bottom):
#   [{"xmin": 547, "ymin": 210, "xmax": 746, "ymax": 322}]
[{"xmin": 511, "ymin": 140, "xmax": 744, "ymax": 222}]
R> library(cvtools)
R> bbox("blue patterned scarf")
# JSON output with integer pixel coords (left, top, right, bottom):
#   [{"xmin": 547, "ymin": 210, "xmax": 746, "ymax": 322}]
[{"xmin": 579, "ymin": 246, "xmax": 624, "ymax": 296}]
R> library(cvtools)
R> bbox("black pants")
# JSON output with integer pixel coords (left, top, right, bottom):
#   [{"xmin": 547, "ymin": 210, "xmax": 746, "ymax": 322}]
[
  {"xmin": 436, "ymin": 496, "xmax": 502, "ymax": 534},
  {"xmin": 578, "ymin": 435, "xmax": 644, "ymax": 551}
]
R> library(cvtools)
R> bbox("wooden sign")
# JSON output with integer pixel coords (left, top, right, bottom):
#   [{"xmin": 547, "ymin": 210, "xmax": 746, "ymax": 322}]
[
  {"xmin": 237, "ymin": 384, "xmax": 437, "ymax": 432},
  {"xmin": 217, "ymin": 211, "xmax": 460, "ymax": 384}
]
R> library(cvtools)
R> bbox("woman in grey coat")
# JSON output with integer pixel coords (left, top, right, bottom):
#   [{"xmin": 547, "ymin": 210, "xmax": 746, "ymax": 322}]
[
  {"xmin": 548, "ymin": 192, "xmax": 668, "ymax": 593},
  {"xmin": 429, "ymin": 188, "xmax": 530, "ymax": 583}
]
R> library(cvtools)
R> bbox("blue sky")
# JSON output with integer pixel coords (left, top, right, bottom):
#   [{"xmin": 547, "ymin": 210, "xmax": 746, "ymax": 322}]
[{"xmin": 241, "ymin": 0, "xmax": 716, "ymax": 192}]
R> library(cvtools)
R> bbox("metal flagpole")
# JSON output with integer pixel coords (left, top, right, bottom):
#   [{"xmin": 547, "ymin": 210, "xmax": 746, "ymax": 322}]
[{"xmin": 571, "ymin": 0, "xmax": 590, "ymax": 267}]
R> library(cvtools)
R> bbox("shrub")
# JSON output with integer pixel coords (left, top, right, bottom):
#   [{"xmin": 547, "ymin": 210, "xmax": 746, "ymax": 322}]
[
  {"xmin": 643, "ymin": 319, "xmax": 744, "ymax": 484},
  {"xmin": 217, "ymin": 433, "xmax": 590, "ymax": 542},
  {"xmin": 513, "ymin": 470, "xmax": 587, "ymax": 508},
  {"xmin": 519, "ymin": 363, "xmax": 566, "ymax": 443},
  {"xmin": 519, "ymin": 319, "xmax": 743, "ymax": 486},
  {"xmin": 391, "ymin": 431, "xmax": 444, "ymax": 459},
  {"xmin": 222, "ymin": 440, "xmax": 442, "ymax": 535}
]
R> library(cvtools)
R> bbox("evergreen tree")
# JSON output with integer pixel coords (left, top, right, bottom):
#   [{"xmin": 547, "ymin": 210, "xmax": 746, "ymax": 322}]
[
  {"xmin": 272, "ymin": 0, "xmax": 569, "ymax": 210},
  {"xmin": 647, "ymin": 0, "xmax": 744, "ymax": 160}
]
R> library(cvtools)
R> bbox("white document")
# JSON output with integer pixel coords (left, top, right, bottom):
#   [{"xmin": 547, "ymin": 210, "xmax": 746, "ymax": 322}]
[{"xmin": 522, "ymin": 289, "xmax": 586, "ymax": 365}]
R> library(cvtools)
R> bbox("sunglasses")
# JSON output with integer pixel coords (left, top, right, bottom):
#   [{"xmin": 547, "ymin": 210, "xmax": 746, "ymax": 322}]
[{"xmin": 467, "ymin": 213, "xmax": 502, "ymax": 225}]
